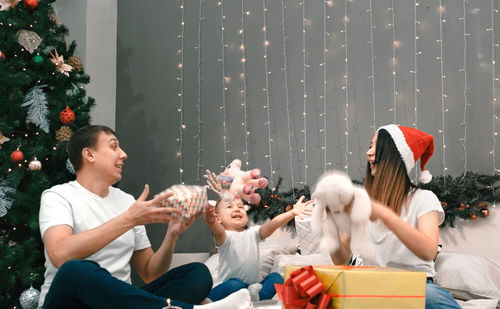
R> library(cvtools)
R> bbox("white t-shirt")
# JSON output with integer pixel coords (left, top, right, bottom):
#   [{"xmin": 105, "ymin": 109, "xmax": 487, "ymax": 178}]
[
  {"xmin": 38, "ymin": 181, "xmax": 151, "ymax": 307},
  {"xmin": 216, "ymin": 225, "xmax": 262, "ymax": 285},
  {"xmin": 366, "ymin": 189, "xmax": 444, "ymax": 278}
]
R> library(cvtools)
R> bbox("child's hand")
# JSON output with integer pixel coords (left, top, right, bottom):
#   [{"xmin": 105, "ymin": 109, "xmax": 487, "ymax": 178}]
[
  {"xmin": 204, "ymin": 202, "xmax": 217, "ymax": 225},
  {"xmin": 291, "ymin": 196, "xmax": 314, "ymax": 219}
]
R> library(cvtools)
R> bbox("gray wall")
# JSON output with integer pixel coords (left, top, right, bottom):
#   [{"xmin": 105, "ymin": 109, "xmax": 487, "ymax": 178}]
[
  {"xmin": 117, "ymin": 0, "xmax": 500, "ymax": 254},
  {"xmin": 54, "ymin": 0, "xmax": 117, "ymax": 129}
]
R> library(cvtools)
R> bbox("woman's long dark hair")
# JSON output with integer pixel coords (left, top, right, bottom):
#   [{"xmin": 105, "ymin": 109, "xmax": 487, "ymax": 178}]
[{"xmin": 364, "ymin": 129, "xmax": 415, "ymax": 215}]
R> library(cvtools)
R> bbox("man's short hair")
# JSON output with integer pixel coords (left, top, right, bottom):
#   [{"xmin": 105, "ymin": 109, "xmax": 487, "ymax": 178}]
[{"xmin": 67, "ymin": 125, "xmax": 115, "ymax": 171}]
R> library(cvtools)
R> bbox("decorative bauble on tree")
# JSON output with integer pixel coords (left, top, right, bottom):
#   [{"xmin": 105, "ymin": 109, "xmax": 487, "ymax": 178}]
[
  {"xmin": 0, "ymin": 50, "xmax": 5, "ymax": 59},
  {"xmin": 10, "ymin": 147, "xmax": 24, "ymax": 163},
  {"xmin": 66, "ymin": 55, "xmax": 83, "ymax": 72},
  {"xmin": 59, "ymin": 106, "xmax": 75, "ymax": 124},
  {"xmin": 19, "ymin": 286, "xmax": 40, "ymax": 309},
  {"xmin": 0, "ymin": 131, "xmax": 10, "ymax": 146},
  {"xmin": 55, "ymin": 125, "xmax": 73, "ymax": 142},
  {"xmin": 32, "ymin": 54, "xmax": 43, "ymax": 66},
  {"xmin": 23, "ymin": 0, "xmax": 38, "ymax": 10},
  {"xmin": 16, "ymin": 30, "xmax": 42, "ymax": 54},
  {"xmin": 28, "ymin": 157, "xmax": 42, "ymax": 171},
  {"xmin": 0, "ymin": 0, "xmax": 20, "ymax": 11}
]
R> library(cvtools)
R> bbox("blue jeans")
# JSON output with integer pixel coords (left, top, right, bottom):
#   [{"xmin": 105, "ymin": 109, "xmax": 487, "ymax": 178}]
[
  {"xmin": 207, "ymin": 272, "xmax": 283, "ymax": 302},
  {"xmin": 42, "ymin": 259, "xmax": 212, "ymax": 309},
  {"xmin": 426, "ymin": 279, "xmax": 461, "ymax": 309}
]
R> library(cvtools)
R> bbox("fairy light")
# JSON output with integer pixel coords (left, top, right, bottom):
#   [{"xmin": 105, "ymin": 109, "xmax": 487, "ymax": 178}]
[
  {"xmin": 281, "ymin": 0, "xmax": 295, "ymax": 190},
  {"xmin": 240, "ymin": 0, "xmax": 250, "ymax": 168},
  {"xmin": 262, "ymin": 0, "xmax": 274, "ymax": 187},
  {"xmin": 195, "ymin": 0, "xmax": 205, "ymax": 183},
  {"xmin": 219, "ymin": 0, "xmax": 229, "ymax": 168},
  {"xmin": 490, "ymin": 0, "xmax": 498, "ymax": 204},
  {"xmin": 368, "ymin": 0, "xmax": 376, "ymax": 133},
  {"xmin": 390, "ymin": 1, "xmax": 398, "ymax": 123},
  {"xmin": 300, "ymin": 0, "xmax": 308, "ymax": 184},
  {"xmin": 438, "ymin": 3, "xmax": 447, "ymax": 176},
  {"xmin": 459, "ymin": 0, "xmax": 469, "ymax": 175},
  {"xmin": 177, "ymin": 0, "xmax": 185, "ymax": 184},
  {"xmin": 343, "ymin": 0, "xmax": 351, "ymax": 173},
  {"xmin": 413, "ymin": 0, "xmax": 420, "ymax": 129},
  {"xmin": 321, "ymin": 0, "xmax": 328, "ymax": 171}
]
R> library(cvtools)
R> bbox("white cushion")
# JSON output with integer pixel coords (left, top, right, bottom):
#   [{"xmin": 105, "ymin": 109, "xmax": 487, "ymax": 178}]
[
  {"xmin": 435, "ymin": 251, "xmax": 500, "ymax": 302},
  {"xmin": 204, "ymin": 253, "xmax": 219, "ymax": 284},
  {"xmin": 271, "ymin": 253, "xmax": 333, "ymax": 276}
]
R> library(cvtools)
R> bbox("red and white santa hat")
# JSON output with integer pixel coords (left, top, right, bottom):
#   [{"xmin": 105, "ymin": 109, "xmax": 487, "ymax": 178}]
[{"xmin": 377, "ymin": 124, "xmax": 434, "ymax": 183}]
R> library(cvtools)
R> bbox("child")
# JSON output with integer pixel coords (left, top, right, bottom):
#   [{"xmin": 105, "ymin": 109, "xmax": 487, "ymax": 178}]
[{"xmin": 204, "ymin": 194, "xmax": 312, "ymax": 302}]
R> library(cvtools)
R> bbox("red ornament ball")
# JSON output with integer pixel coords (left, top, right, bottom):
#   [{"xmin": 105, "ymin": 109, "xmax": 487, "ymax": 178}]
[
  {"xmin": 59, "ymin": 106, "xmax": 75, "ymax": 125},
  {"xmin": 470, "ymin": 213, "xmax": 477, "ymax": 220},
  {"xmin": 11, "ymin": 149, "xmax": 24, "ymax": 162},
  {"xmin": 0, "ymin": 51, "xmax": 5, "ymax": 60},
  {"xmin": 24, "ymin": 0, "xmax": 39, "ymax": 10}
]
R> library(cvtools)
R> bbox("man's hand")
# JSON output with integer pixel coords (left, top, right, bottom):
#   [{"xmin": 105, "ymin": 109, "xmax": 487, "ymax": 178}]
[
  {"xmin": 166, "ymin": 214, "xmax": 199, "ymax": 238},
  {"xmin": 127, "ymin": 184, "xmax": 181, "ymax": 225},
  {"xmin": 291, "ymin": 195, "xmax": 314, "ymax": 219}
]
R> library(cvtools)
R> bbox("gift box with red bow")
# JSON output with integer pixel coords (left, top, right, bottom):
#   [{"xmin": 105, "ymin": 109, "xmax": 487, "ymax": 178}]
[
  {"xmin": 277, "ymin": 265, "xmax": 426, "ymax": 309},
  {"xmin": 161, "ymin": 185, "xmax": 207, "ymax": 220}
]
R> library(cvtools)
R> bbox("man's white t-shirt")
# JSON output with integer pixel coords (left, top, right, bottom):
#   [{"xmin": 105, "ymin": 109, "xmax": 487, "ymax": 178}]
[
  {"xmin": 38, "ymin": 181, "xmax": 151, "ymax": 307},
  {"xmin": 216, "ymin": 225, "xmax": 261, "ymax": 285},
  {"xmin": 366, "ymin": 189, "xmax": 444, "ymax": 277}
]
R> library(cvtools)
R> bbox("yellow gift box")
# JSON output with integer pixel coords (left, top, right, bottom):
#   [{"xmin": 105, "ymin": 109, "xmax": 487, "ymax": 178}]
[{"xmin": 284, "ymin": 265, "xmax": 426, "ymax": 309}]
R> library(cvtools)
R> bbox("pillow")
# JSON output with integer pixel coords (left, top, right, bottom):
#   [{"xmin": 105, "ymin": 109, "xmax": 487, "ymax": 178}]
[
  {"xmin": 204, "ymin": 253, "xmax": 219, "ymax": 285},
  {"xmin": 271, "ymin": 253, "xmax": 334, "ymax": 276},
  {"xmin": 435, "ymin": 251, "xmax": 500, "ymax": 302},
  {"xmin": 260, "ymin": 246, "xmax": 297, "ymax": 279},
  {"xmin": 295, "ymin": 215, "xmax": 320, "ymax": 255}
]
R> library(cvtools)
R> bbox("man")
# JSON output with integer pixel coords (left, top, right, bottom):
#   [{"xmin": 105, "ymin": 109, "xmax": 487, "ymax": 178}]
[{"xmin": 39, "ymin": 125, "xmax": 250, "ymax": 309}]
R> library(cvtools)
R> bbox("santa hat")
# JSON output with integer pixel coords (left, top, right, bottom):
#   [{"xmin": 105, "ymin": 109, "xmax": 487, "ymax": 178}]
[{"xmin": 377, "ymin": 124, "xmax": 434, "ymax": 183}]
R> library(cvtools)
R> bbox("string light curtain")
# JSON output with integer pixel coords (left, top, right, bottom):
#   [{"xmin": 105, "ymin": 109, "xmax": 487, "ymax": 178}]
[{"xmin": 154, "ymin": 0, "xmax": 500, "ymax": 188}]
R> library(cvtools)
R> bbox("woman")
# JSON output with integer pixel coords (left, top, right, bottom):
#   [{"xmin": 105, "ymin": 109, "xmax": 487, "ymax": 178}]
[{"xmin": 331, "ymin": 124, "xmax": 460, "ymax": 309}]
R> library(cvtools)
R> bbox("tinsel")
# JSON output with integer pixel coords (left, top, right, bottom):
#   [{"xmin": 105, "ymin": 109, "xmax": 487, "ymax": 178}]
[
  {"xmin": 21, "ymin": 85, "xmax": 49, "ymax": 133},
  {"xmin": 66, "ymin": 159, "xmax": 75, "ymax": 175},
  {"xmin": 0, "ymin": 180, "xmax": 15, "ymax": 217}
]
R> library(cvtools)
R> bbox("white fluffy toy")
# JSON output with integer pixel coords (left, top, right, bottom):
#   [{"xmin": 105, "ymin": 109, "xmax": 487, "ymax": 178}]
[{"xmin": 311, "ymin": 170, "xmax": 375, "ymax": 260}]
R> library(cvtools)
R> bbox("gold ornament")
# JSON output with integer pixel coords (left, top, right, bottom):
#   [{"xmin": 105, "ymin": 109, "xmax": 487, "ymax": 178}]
[
  {"xmin": 55, "ymin": 126, "xmax": 73, "ymax": 142},
  {"xmin": 16, "ymin": 30, "xmax": 42, "ymax": 54},
  {"xmin": 66, "ymin": 55, "xmax": 83, "ymax": 72},
  {"xmin": 0, "ymin": 0, "xmax": 20, "ymax": 11},
  {"xmin": 28, "ymin": 157, "xmax": 42, "ymax": 171},
  {"xmin": 0, "ymin": 131, "xmax": 10, "ymax": 146},
  {"xmin": 50, "ymin": 49, "xmax": 73, "ymax": 77}
]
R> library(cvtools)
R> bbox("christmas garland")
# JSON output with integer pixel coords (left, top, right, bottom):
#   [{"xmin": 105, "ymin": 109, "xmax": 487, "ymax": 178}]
[{"xmin": 248, "ymin": 172, "xmax": 499, "ymax": 228}]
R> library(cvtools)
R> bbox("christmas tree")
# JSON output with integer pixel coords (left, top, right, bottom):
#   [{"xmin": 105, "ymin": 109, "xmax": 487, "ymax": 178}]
[{"xmin": 0, "ymin": 0, "xmax": 94, "ymax": 307}]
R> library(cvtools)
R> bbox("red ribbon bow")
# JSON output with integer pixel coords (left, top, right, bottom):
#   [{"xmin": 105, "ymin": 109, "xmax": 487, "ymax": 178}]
[{"xmin": 275, "ymin": 266, "xmax": 332, "ymax": 309}]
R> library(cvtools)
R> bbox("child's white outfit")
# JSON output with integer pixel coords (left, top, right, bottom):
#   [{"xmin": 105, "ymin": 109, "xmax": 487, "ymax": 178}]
[
  {"xmin": 217, "ymin": 225, "xmax": 261, "ymax": 285},
  {"xmin": 208, "ymin": 225, "xmax": 283, "ymax": 301}
]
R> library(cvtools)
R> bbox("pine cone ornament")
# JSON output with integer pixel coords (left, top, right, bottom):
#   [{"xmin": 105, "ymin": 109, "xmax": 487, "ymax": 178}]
[
  {"xmin": 476, "ymin": 202, "xmax": 488, "ymax": 210},
  {"xmin": 66, "ymin": 55, "xmax": 83, "ymax": 72},
  {"xmin": 55, "ymin": 126, "xmax": 73, "ymax": 142}
]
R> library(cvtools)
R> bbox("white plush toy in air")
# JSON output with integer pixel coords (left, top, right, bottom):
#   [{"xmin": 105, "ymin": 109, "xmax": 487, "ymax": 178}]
[{"xmin": 311, "ymin": 170, "xmax": 374, "ymax": 260}]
